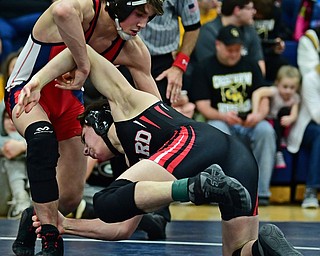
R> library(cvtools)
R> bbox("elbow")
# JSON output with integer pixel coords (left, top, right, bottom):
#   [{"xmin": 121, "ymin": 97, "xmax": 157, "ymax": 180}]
[{"xmin": 52, "ymin": 2, "xmax": 76, "ymax": 22}]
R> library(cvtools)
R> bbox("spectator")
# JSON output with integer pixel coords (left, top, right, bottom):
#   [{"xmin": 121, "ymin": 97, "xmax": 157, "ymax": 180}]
[
  {"xmin": 280, "ymin": 0, "xmax": 302, "ymax": 40},
  {"xmin": 190, "ymin": 25, "xmax": 276, "ymax": 206},
  {"xmin": 0, "ymin": 101, "xmax": 30, "ymax": 219},
  {"xmin": 297, "ymin": 26, "xmax": 320, "ymax": 76},
  {"xmin": 0, "ymin": 0, "xmax": 53, "ymax": 63},
  {"xmin": 198, "ymin": 0, "xmax": 221, "ymax": 24},
  {"xmin": 252, "ymin": 0, "xmax": 289, "ymax": 82},
  {"xmin": 287, "ymin": 64, "xmax": 320, "ymax": 209},
  {"xmin": 188, "ymin": 0, "xmax": 265, "ymax": 80},
  {"xmin": 0, "ymin": 49, "xmax": 30, "ymax": 219},
  {"xmin": 252, "ymin": 65, "xmax": 301, "ymax": 169},
  {"xmin": 0, "ymin": 49, "xmax": 21, "ymax": 100}
]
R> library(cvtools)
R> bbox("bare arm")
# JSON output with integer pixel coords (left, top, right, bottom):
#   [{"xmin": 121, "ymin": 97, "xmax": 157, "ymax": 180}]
[
  {"xmin": 252, "ymin": 86, "xmax": 275, "ymax": 114},
  {"xmin": 117, "ymin": 36, "xmax": 161, "ymax": 99},
  {"xmin": 156, "ymin": 29, "xmax": 200, "ymax": 103},
  {"xmin": 195, "ymin": 99, "xmax": 243, "ymax": 125},
  {"xmin": 280, "ymin": 103, "xmax": 299, "ymax": 127},
  {"xmin": 16, "ymin": 45, "xmax": 159, "ymax": 120},
  {"xmin": 34, "ymin": 0, "xmax": 93, "ymax": 87},
  {"xmin": 62, "ymin": 216, "xmax": 141, "ymax": 240}
]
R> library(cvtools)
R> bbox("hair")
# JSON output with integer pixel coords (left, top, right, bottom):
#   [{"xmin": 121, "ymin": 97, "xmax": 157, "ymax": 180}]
[
  {"xmin": 1, "ymin": 48, "xmax": 22, "ymax": 83},
  {"xmin": 252, "ymin": 0, "xmax": 274, "ymax": 19},
  {"xmin": 147, "ymin": 0, "xmax": 164, "ymax": 15},
  {"xmin": 275, "ymin": 65, "xmax": 301, "ymax": 87},
  {"xmin": 221, "ymin": 0, "xmax": 252, "ymax": 16},
  {"xmin": 77, "ymin": 99, "xmax": 110, "ymax": 127}
]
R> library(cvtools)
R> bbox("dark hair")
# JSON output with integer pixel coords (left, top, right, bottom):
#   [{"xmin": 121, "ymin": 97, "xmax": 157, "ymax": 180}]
[
  {"xmin": 221, "ymin": 0, "xmax": 252, "ymax": 16},
  {"xmin": 252, "ymin": 0, "xmax": 274, "ymax": 19},
  {"xmin": 1, "ymin": 48, "xmax": 22, "ymax": 83}
]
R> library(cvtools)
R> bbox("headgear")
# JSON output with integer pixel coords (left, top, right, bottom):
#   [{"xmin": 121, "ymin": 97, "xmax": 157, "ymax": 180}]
[
  {"xmin": 84, "ymin": 105, "xmax": 113, "ymax": 138},
  {"xmin": 106, "ymin": 0, "xmax": 156, "ymax": 40},
  {"xmin": 106, "ymin": 0, "xmax": 149, "ymax": 22},
  {"xmin": 84, "ymin": 105, "xmax": 121, "ymax": 156}
]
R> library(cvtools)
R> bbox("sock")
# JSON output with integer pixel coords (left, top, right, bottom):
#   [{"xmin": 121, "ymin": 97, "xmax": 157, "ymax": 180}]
[{"xmin": 171, "ymin": 178, "xmax": 189, "ymax": 202}]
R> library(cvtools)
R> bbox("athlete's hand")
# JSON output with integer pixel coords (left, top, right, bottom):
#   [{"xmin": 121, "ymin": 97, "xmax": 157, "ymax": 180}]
[
  {"xmin": 54, "ymin": 68, "xmax": 88, "ymax": 90},
  {"xmin": 15, "ymin": 78, "xmax": 42, "ymax": 118},
  {"xmin": 32, "ymin": 211, "xmax": 65, "ymax": 236},
  {"xmin": 156, "ymin": 66, "xmax": 183, "ymax": 104}
]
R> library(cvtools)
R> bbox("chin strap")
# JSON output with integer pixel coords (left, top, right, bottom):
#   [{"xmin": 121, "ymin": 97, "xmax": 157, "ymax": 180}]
[{"xmin": 115, "ymin": 18, "xmax": 133, "ymax": 41}]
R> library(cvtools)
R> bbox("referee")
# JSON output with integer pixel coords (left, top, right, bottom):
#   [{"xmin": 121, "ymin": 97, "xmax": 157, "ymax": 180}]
[{"xmin": 119, "ymin": 0, "xmax": 201, "ymax": 105}]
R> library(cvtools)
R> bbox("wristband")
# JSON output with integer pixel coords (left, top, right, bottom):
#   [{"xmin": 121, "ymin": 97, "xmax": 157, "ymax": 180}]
[{"xmin": 172, "ymin": 52, "xmax": 190, "ymax": 72}]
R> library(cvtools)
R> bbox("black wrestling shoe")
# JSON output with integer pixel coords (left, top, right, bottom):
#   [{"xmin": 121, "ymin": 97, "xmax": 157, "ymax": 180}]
[
  {"xmin": 188, "ymin": 164, "xmax": 252, "ymax": 212},
  {"xmin": 35, "ymin": 224, "xmax": 64, "ymax": 256},
  {"xmin": 138, "ymin": 213, "xmax": 167, "ymax": 240},
  {"xmin": 12, "ymin": 206, "xmax": 37, "ymax": 256},
  {"xmin": 258, "ymin": 224, "xmax": 303, "ymax": 256}
]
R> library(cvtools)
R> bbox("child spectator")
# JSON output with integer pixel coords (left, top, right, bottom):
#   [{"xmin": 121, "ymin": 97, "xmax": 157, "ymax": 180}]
[{"xmin": 252, "ymin": 65, "xmax": 301, "ymax": 169}]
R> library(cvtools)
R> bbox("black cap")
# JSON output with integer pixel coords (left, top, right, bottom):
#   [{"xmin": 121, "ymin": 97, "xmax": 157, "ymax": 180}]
[{"xmin": 216, "ymin": 25, "xmax": 243, "ymax": 45}]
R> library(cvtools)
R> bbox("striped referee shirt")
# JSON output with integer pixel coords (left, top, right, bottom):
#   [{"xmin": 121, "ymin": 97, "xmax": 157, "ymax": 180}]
[{"xmin": 139, "ymin": 0, "xmax": 201, "ymax": 56}]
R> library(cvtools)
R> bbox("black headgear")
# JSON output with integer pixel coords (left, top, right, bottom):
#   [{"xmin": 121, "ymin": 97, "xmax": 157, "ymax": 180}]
[
  {"xmin": 84, "ymin": 105, "xmax": 113, "ymax": 138},
  {"xmin": 84, "ymin": 106, "xmax": 121, "ymax": 156},
  {"xmin": 106, "ymin": 0, "xmax": 149, "ymax": 22}
]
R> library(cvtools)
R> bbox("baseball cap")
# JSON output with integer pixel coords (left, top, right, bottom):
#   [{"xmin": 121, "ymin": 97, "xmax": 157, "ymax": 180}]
[{"xmin": 216, "ymin": 25, "xmax": 243, "ymax": 45}]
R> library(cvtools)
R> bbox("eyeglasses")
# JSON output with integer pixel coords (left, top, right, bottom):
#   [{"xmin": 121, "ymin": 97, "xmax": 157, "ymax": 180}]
[{"xmin": 242, "ymin": 5, "xmax": 255, "ymax": 11}]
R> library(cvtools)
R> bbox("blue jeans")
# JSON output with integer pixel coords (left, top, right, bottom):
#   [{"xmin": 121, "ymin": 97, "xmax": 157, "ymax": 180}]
[
  {"xmin": 301, "ymin": 121, "xmax": 320, "ymax": 188},
  {"xmin": 207, "ymin": 119, "xmax": 276, "ymax": 198}
]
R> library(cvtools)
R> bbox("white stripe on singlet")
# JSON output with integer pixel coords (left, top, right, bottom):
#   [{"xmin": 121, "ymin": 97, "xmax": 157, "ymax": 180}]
[{"xmin": 6, "ymin": 35, "xmax": 42, "ymax": 92}]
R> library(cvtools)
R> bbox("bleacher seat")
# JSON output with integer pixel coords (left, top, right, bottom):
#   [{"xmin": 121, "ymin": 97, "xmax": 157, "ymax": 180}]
[{"xmin": 281, "ymin": 40, "xmax": 298, "ymax": 67}]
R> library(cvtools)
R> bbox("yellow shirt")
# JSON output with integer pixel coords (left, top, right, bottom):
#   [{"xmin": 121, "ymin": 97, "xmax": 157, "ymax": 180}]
[{"xmin": 179, "ymin": 9, "xmax": 218, "ymax": 46}]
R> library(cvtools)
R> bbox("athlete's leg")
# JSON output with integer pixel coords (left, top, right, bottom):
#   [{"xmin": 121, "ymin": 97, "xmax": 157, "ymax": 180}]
[
  {"xmin": 56, "ymin": 136, "xmax": 87, "ymax": 215},
  {"xmin": 222, "ymin": 216, "xmax": 259, "ymax": 255},
  {"xmin": 94, "ymin": 160, "xmax": 251, "ymax": 223}
]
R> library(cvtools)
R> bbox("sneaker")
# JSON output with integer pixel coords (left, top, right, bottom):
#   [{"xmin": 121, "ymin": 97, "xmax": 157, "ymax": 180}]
[
  {"xmin": 301, "ymin": 188, "xmax": 319, "ymax": 209},
  {"xmin": 275, "ymin": 151, "xmax": 286, "ymax": 169},
  {"xmin": 35, "ymin": 224, "xmax": 64, "ymax": 256},
  {"xmin": 188, "ymin": 164, "xmax": 252, "ymax": 213},
  {"xmin": 258, "ymin": 224, "xmax": 303, "ymax": 255},
  {"xmin": 137, "ymin": 213, "xmax": 167, "ymax": 240},
  {"xmin": 7, "ymin": 191, "xmax": 31, "ymax": 219},
  {"xmin": 12, "ymin": 206, "xmax": 37, "ymax": 256},
  {"xmin": 66, "ymin": 199, "xmax": 96, "ymax": 219},
  {"xmin": 259, "ymin": 197, "xmax": 270, "ymax": 207}
]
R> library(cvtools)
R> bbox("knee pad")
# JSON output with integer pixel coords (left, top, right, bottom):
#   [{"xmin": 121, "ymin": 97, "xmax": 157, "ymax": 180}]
[
  {"xmin": 93, "ymin": 179, "xmax": 145, "ymax": 223},
  {"xmin": 25, "ymin": 121, "xmax": 60, "ymax": 203}
]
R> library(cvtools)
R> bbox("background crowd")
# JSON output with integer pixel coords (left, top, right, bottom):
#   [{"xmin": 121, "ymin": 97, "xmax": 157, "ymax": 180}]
[{"xmin": 0, "ymin": 0, "xmax": 319, "ymax": 223}]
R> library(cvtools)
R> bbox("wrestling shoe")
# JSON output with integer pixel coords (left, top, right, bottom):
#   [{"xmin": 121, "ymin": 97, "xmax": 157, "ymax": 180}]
[
  {"xmin": 188, "ymin": 164, "xmax": 252, "ymax": 212},
  {"xmin": 12, "ymin": 206, "xmax": 37, "ymax": 256},
  {"xmin": 138, "ymin": 212, "xmax": 167, "ymax": 240},
  {"xmin": 258, "ymin": 224, "xmax": 303, "ymax": 255},
  {"xmin": 35, "ymin": 224, "xmax": 64, "ymax": 256}
]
